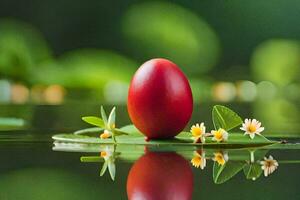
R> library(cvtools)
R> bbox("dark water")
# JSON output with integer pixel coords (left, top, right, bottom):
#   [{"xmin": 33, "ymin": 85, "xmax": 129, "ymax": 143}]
[{"xmin": 0, "ymin": 104, "xmax": 300, "ymax": 200}]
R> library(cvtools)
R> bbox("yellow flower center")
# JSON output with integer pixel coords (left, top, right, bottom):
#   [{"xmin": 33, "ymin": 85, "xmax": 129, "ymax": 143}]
[
  {"xmin": 191, "ymin": 155, "xmax": 201, "ymax": 168},
  {"xmin": 215, "ymin": 130, "xmax": 223, "ymax": 140},
  {"xmin": 192, "ymin": 127, "xmax": 202, "ymax": 137},
  {"xmin": 265, "ymin": 160, "xmax": 275, "ymax": 167},
  {"xmin": 214, "ymin": 153, "xmax": 225, "ymax": 165},
  {"xmin": 248, "ymin": 124, "xmax": 257, "ymax": 133},
  {"xmin": 100, "ymin": 151, "xmax": 107, "ymax": 158},
  {"xmin": 100, "ymin": 132, "xmax": 110, "ymax": 139}
]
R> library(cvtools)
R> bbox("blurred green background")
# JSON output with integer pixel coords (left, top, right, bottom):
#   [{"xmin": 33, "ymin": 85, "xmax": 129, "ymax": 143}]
[{"xmin": 0, "ymin": 0, "xmax": 300, "ymax": 104}]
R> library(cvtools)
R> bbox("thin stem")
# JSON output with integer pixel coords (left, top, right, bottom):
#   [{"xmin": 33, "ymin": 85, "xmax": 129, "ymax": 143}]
[
  {"xmin": 250, "ymin": 151, "xmax": 255, "ymax": 163},
  {"xmin": 112, "ymin": 134, "xmax": 117, "ymax": 144}
]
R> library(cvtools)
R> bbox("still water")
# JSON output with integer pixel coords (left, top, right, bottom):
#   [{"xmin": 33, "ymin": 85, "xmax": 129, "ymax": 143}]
[{"xmin": 0, "ymin": 104, "xmax": 299, "ymax": 200}]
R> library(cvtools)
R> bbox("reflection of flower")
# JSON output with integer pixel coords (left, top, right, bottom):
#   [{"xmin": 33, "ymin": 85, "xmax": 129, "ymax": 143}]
[
  {"xmin": 240, "ymin": 119, "xmax": 264, "ymax": 139},
  {"xmin": 211, "ymin": 128, "xmax": 228, "ymax": 142},
  {"xmin": 100, "ymin": 146, "xmax": 113, "ymax": 161},
  {"xmin": 260, "ymin": 155, "xmax": 279, "ymax": 177},
  {"xmin": 191, "ymin": 150, "xmax": 206, "ymax": 169},
  {"xmin": 190, "ymin": 123, "xmax": 206, "ymax": 143},
  {"xmin": 99, "ymin": 146, "xmax": 117, "ymax": 180},
  {"xmin": 213, "ymin": 152, "xmax": 228, "ymax": 165}
]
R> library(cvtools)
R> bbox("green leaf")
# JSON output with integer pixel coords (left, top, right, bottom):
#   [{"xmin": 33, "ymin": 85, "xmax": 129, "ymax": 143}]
[
  {"xmin": 81, "ymin": 156, "xmax": 102, "ymax": 162},
  {"xmin": 108, "ymin": 160, "xmax": 116, "ymax": 181},
  {"xmin": 82, "ymin": 116, "xmax": 105, "ymax": 128},
  {"xmin": 114, "ymin": 129, "xmax": 129, "ymax": 136},
  {"xmin": 107, "ymin": 107, "xmax": 116, "ymax": 128},
  {"xmin": 118, "ymin": 124, "xmax": 143, "ymax": 136},
  {"xmin": 213, "ymin": 161, "xmax": 246, "ymax": 184},
  {"xmin": 101, "ymin": 106, "xmax": 108, "ymax": 125},
  {"xmin": 243, "ymin": 163, "xmax": 263, "ymax": 180},
  {"xmin": 53, "ymin": 133, "xmax": 275, "ymax": 148},
  {"xmin": 74, "ymin": 127, "xmax": 103, "ymax": 135},
  {"xmin": 100, "ymin": 161, "xmax": 108, "ymax": 176},
  {"xmin": 212, "ymin": 105, "xmax": 243, "ymax": 131},
  {"xmin": 267, "ymin": 143, "xmax": 300, "ymax": 149}
]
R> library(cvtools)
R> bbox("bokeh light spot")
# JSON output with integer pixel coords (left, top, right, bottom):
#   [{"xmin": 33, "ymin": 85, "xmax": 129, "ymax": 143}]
[{"xmin": 251, "ymin": 39, "xmax": 300, "ymax": 86}]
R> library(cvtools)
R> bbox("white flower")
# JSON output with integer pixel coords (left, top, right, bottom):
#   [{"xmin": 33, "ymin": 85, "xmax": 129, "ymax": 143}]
[
  {"xmin": 100, "ymin": 146, "xmax": 113, "ymax": 161},
  {"xmin": 260, "ymin": 155, "xmax": 279, "ymax": 177},
  {"xmin": 211, "ymin": 128, "xmax": 228, "ymax": 142},
  {"xmin": 240, "ymin": 118, "xmax": 264, "ymax": 139},
  {"xmin": 191, "ymin": 151, "xmax": 206, "ymax": 169},
  {"xmin": 190, "ymin": 123, "xmax": 206, "ymax": 143},
  {"xmin": 213, "ymin": 152, "xmax": 229, "ymax": 166}
]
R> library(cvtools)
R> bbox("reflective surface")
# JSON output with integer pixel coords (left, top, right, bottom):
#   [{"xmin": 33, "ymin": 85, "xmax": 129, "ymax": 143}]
[{"xmin": 0, "ymin": 104, "xmax": 300, "ymax": 199}]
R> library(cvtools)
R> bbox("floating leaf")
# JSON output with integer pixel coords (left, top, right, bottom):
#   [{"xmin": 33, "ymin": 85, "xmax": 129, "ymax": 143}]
[
  {"xmin": 52, "ymin": 132, "xmax": 275, "ymax": 148},
  {"xmin": 213, "ymin": 161, "xmax": 245, "ymax": 184},
  {"xmin": 243, "ymin": 163, "xmax": 263, "ymax": 180},
  {"xmin": 82, "ymin": 116, "xmax": 105, "ymax": 128},
  {"xmin": 74, "ymin": 127, "xmax": 103, "ymax": 135},
  {"xmin": 212, "ymin": 105, "xmax": 243, "ymax": 131},
  {"xmin": 266, "ymin": 143, "xmax": 300, "ymax": 149}
]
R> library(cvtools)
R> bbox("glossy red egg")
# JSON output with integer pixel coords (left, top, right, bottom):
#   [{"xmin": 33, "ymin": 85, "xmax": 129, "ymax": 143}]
[
  {"xmin": 127, "ymin": 152, "xmax": 194, "ymax": 200},
  {"xmin": 127, "ymin": 58, "xmax": 193, "ymax": 139}
]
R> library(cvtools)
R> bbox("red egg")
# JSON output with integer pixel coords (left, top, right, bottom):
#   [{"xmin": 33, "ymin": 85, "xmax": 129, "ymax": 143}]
[
  {"xmin": 127, "ymin": 152, "xmax": 194, "ymax": 200},
  {"xmin": 127, "ymin": 58, "xmax": 193, "ymax": 139}
]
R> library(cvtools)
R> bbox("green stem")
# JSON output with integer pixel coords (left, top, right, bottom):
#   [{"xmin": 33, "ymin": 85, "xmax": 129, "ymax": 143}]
[
  {"xmin": 250, "ymin": 151, "xmax": 255, "ymax": 163},
  {"xmin": 112, "ymin": 134, "xmax": 117, "ymax": 144}
]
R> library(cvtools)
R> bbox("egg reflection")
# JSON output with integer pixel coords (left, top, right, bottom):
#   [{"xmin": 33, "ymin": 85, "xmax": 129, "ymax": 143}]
[{"xmin": 127, "ymin": 152, "xmax": 193, "ymax": 200}]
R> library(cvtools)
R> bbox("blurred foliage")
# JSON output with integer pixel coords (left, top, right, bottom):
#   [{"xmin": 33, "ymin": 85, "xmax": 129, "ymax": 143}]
[
  {"xmin": 254, "ymin": 99, "xmax": 300, "ymax": 137},
  {"xmin": 33, "ymin": 49, "xmax": 137, "ymax": 89},
  {"xmin": 122, "ymin": 1, "xmax": 220, "ymax": 75},
  {"xmin": 251, "ymin": 39, "xmax": 300, "ymax": 86},
  {"xmin": 0, "ymin": 1, "xmax": 300, "ymax": 106},
  {"xmin": 0, "ymin": 19, "xmax": 52, "ymax": 83}
]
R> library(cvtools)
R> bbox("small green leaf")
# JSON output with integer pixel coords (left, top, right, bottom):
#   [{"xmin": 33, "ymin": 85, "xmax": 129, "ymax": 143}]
[
  {"xmin": 101, "ymin": 106, "xmax": 108, "ymax": 125},
  {"xmin": 81, "ymin": 156, "xmax": 102, "ymax": 162},
  {"xmin": 213, "ymin": 161, "xmax": 245, "ymax": 184},
  {"xmin": 100, "ymin": 161, "xmax": 108, "ymax": 176},
  {"xmin": 108, "ymin": 107, "xmax": 116, "ymax": 128},
  {"xmin": 114, "ymin": 129, "xmax": 129, "ymax": 136},
  {"xmin": 108, "ymin": 160, "xmax": 116, "ymax": 181},
  {"xmin": 243, "ymin": 163, "xmax": 263, "ymax": 180},
  {"xmin": 82, "ymin": 116, "xmax": 105, "ymax": 128},
  {"xmin": 119, "ymin": 124, "xmax": 143, "ymax": 136},
  {"xmin": 212, "ymin": 105, "xmax": 243, "ymax": 131},
  {"xmin": 74, "ymin": 127, "xmax": 103, "ymax": 135}
]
